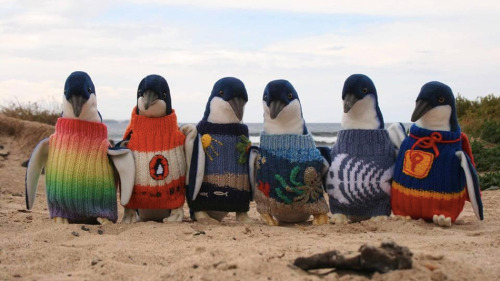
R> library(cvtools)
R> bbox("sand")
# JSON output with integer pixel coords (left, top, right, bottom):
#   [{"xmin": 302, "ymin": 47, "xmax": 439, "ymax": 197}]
[{"xmin": 0, "ymin": 115, "xmax": 499, "ymax": 281}]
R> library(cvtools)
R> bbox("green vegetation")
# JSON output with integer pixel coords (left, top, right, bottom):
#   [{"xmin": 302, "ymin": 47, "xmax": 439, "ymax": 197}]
[
  {"xmin": 456, "ymin": 94, "xmax": 500, "ymax": 190},
  {"xmin": 0, "ymin": 99, "xmax": 60, "ymax": 125}
]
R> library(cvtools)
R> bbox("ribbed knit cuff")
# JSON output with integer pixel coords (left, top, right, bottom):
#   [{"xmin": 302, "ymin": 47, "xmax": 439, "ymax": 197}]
[
  {"xmin": 410, "ymin": 124, "xmax": 461, "ymax": 140},
  {"xmin": 260, "ymin": 133, "xmax": 316, "ymax": 150},
  {"xmin": 196, "ymin": 120, "xmax": 249, "ymax": 136},
  {"xmin": 335, "ymin": 129, "xmax": 393, "ymax": 156},
  {"xmin": 56, "ymin": 118, "xmax": 108, "ymax": 140}
]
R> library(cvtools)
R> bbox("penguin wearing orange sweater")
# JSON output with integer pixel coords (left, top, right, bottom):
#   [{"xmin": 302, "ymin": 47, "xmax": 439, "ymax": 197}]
[{"xmin": 121, "ymin": 75, "xmax": 196, "ymax": 223}]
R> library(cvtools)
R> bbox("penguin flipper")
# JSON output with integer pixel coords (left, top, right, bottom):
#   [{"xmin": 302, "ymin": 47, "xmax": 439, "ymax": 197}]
[
  {"xmin": 456, "ymin": 151, "xmax": 483, "ymax": 220},
  {"xmin": 180, "ymin": 124, "xmax": 197, "ymax": 185},
  {"xmin": 25, "ymin": 138, "xmax": 49, "ymax": 210},
  {"xmin": 108, "ymin": 148, "xmax": 135, "ymax": 206},
  {"xmin": 248, "ymin": 146, "xmax": 260, "ymax": 200},
  {"xmin": 387, "ymin": 122, "xmax": 407, "ymax": 156},
  {"xmin": 187, "ymin": 134, "xmax": 205, "ymax": 201}
]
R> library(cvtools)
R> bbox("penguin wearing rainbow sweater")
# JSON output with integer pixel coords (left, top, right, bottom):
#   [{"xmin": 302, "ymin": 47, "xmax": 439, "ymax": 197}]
[
  {"xmin": 25, "ymin": 71, "xmax": 135, "ymax": 224},
  {"xmin": 391, "ymin": 81, "xmax": 483, "ymax": 227},
  {"xmin": 120, "ymin": 74, "xmax": 196, "ymax": 223},
  {"xmin": 252, "ymin": 79, "xmax": 330, "ymax": 226},
  {"xmin": 186, "ymin": 77, "xmax": 253, "ymax": 223},
  {"xmin": 325, "ymin": 74, "xmax": 405, "ymax": 224}
]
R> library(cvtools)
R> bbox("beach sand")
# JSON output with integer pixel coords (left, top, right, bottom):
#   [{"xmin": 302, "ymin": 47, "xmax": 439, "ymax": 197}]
[{"xmin": 1, "ymin": 115, "xmax": 499, "ymax": 281}]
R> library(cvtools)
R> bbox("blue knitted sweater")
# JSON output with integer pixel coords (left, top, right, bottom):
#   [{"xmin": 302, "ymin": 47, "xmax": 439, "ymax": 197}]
[
  {"xmin": 187, "ymin": 121, "xmax": 251, "ymax": 212},
  {"xmin": 254, "ymin": 133, "xmax": 329, "ymax": 219},
  {"xmin": 326, "ymin": 129, "xmax": 395, "ymax": 217}
]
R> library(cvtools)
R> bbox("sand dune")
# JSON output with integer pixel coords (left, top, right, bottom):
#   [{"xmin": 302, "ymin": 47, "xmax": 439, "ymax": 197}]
[{"xmin": 1, "ymin": 115, "xmax": 499, "ymax": 281}]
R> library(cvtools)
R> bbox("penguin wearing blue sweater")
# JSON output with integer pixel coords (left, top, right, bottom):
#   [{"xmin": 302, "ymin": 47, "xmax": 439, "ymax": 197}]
[
  {"xmin": 325, "ymin": 74, "xmax": 405, "ymax": 224},
  {"xmin": 186, "ymin": 77, "xmax": 253, "ymax": 223},
  {"xmin": 391, "ymin": 81, "xmax": 483, "ymax": 227},
  {"xmin": 252, "ymin": 79, "xmax": 329, "ymax": 226}
]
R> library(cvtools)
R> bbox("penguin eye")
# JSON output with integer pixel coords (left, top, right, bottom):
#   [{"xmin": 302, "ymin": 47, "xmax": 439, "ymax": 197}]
[
  {"xmin": 138, "ymin": 89, "xmax": 142, "ymax": 96},
  {"xmin": 438, "ymin": 97, "xmax": 445, "ymax": 103},
  {"xmin": 362, "ymin": 88, "xmax": 368, "ymax": 94},
  {"xmin": 163, "ymin": 93, "xmax": 167, "ymax": 99},
  {"xmin": 87, "ymin": 87, "xmax": 92, "ymax": 94},
  {"xmin": 287, "ymin": 93, "xmax": 293, "ymax": 100},
  {"xmin": 263, "ymin": 95, "xmax": 268, "ymax": 102},
  {"xmin": 219, "ymin": 90, "xmax": 224, "ymax": 96}
]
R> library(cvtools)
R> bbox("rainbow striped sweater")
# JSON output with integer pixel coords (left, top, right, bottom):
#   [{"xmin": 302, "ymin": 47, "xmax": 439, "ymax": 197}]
[
  {"xmin": 45, "ymin": 118, "xmax": 117, "ymax": 222},
  {"xmin": 123, "ymin": 108, "xmax": 187, "ymax": 210},
  {"xmin": 391, "ymin": 125, "xmax": 467, "ymax": 222}
]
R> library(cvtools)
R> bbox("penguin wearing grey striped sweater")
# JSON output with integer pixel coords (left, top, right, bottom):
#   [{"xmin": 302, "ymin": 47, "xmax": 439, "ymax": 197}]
[{"xmin": 326, "ymin": 74, "xmax": 405, "ymax": 224}]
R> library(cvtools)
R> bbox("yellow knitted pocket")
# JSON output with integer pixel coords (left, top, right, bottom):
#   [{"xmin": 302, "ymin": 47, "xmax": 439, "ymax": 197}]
[{"xmin": 403, "ymin": 150, "xmax": 434, "ymax": 179}]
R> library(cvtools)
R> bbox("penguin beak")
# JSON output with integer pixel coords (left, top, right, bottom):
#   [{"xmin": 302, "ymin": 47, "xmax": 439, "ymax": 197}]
[
  {"xmin": 343, "ymin": 93, "xmax": 358, "ymax": 113},
  {"xmin": 269, "ymin": 100, "xmax": 286, "ymax": 119},
  {"xmin": 228, "ymin": 97, "xmax": 246, "ymax": 121},
  {"xmin": 411, "ymin": 100, "xmax": 433, "ymax": 122},
  {"xmin": 142, "ymin": 90, "xmax": 159, "ymax": 110},
  {"xmin": 69, "ymin": 95, "xmax": 86, "ymax": 117}
]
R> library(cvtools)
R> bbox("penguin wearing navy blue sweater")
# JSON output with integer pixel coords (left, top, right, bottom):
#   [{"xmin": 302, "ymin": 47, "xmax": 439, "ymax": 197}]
[
  {"xmin": 252, "ymin": 79, "xmax": 329, "ymax": 226},
  {"xmin": 391, "ymin": 81, "xmax": 483, "ymax": 227},
  {"xmin": 186, "ymin": 77, "xmax": 253, "ymax": 223},
  {"xmin": 326, "ymin": 74, "xmax": 404, "ymax": 224}
]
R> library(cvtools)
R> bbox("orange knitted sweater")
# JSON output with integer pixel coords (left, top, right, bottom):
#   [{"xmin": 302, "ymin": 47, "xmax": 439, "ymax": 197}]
[{"xmin": 123, "ymin": 108, "xmax": 186, "ymax": 209}]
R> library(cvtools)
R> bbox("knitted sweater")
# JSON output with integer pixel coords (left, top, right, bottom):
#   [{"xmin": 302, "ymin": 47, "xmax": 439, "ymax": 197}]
[
  {"xmin": 187, "ymin": 121, "xmax": 251, "ymax": 212},
  {"xmin": 326, "ymin": 129, "xmax": 395, "ymax": 217},
  {"xmin": 45, "ymin": 118, "xmax": 117, "ymax": 222},
  {"xmin": 123, "ymin": 108, "xmax": 186, "ymax": 209},
  {"xmin": 391, "ymin": 125, "xmax": 466, "ymax": 222},
  {"xmin": 254, "ymin": 133, "xmax": 329, "ymax": 221}
]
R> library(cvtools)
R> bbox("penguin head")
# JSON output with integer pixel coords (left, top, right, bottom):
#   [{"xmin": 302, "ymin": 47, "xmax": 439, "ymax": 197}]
[
  {"xmin": 203, "ymin": 77, "xmax": 248, "ymax": 123},
  {"xmin": 263, "ymin": 79, "xmax": 301, "ymax": 119},
  {"xmin": 136, "ymin": 74, "xmax": 171, "ymax": 117},
  {"xmin": 341, "ymin": 74, "xmax": 384, "ymax": 129},
  {"xmin": 411, "ymin": 81, "xmax": 457, "ymax": 131},
  {"xmin": 62, "ymin": 71, "xmax": 101, "ymax": 122},
  {"xmin": 262, "ymin": 79, "xmax": 307, "ymax": 135}
]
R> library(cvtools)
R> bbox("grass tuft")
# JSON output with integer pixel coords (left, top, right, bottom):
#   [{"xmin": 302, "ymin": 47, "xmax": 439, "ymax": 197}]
[{"xmin": 0, "ymin": 99, "xmax": 61, "ymax": 125}]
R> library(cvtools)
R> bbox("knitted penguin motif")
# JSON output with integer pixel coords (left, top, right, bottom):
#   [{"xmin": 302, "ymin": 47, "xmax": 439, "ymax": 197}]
[
  {"xmin": 252, "ymin": 80, "xmax": 329, "ymax": 226},
  {"xmin": 326, "ymin": 74, "xmax": 400, "ymax": 224},
  {"xmin": 186, "ymin": 77, "xmax": 253, "ymax": 223},
  {"xmin": 25, "ymin": 71, "xmax": 135, "ymax": 224},
  {"xmin": 391, "ymin": 81, "xmax": 483, "ymax": 227},
  {"xmin": 121, "ymin": 75, "xmax": 195, "ymax": 223}
]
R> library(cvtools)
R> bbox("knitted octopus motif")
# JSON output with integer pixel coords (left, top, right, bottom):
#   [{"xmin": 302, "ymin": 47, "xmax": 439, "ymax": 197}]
[{"xmin": 274, "ymin": 166, "xmax": 323, "ymax": 204}]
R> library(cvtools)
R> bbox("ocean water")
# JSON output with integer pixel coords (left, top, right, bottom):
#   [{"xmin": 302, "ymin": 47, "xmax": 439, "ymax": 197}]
[{"xmin": 104, "ymin": 121, "xmax": 409, "ymax": 147}]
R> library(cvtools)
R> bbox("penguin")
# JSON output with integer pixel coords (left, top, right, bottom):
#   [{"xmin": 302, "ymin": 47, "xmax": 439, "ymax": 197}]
[
  {"xmin": 252, "ymin": 79, "xmax": 329, "ymax": 226},
  {"xmin": 186, "ymin": 77, "xmax": 253, "ymax": 224},
  {"xmin": 391, "ymin": 81, "xmax": 483, "ymax": 227},
  {"xmin": 326, "ymin": 74, "xmax": 405, "ymax": 224},
  {"xmin": 25, "ymin": 71, "xmax": 135, "ymax": 224},
  {"xmin": 120, "ymin": 74, "xmax": 195, "ymax": 223}
]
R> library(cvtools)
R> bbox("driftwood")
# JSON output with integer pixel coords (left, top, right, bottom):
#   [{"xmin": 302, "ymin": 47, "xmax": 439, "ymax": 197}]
[{"xmin": 294, "ymin": 240, "xmax": 413, "ymax": 273}]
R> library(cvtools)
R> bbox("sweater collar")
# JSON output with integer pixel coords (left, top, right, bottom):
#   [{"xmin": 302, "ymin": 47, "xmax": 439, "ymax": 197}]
[
  {"xmin": 55, "ymin": 118, "xmax": 108, "ymax": 140},
  {"xmin": 409, "ymin": 124, "xmax": 461, "ymax": 141}
]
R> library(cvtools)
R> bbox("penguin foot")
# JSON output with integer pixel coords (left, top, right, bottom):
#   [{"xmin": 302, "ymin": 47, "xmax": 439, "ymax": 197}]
[
  {"xmin": 194, "ymin": 211, "xmax": 219, "ymax": 225},
  {"xmin": 331, "ymin": 213, "xmax": 348, "ymax": 225},
  {"xmin": 370, "ymin": 216, "xmax": 389, "ymax": 222},
  {"xmin": 53, "ymin": 217, "xmax": 69, "ymax": 224},
  {"xmin": 433, "ymin": 214, "xmax": 452, "ymax": 227},
  {"xmin": 122, "ymin": 208, "xmax": 137, "ymax": 224},
  {"xmin": 97, "ymin": 217, "xmax": 112, "ymax": 225},
  {"xmin": 394, "ymin": 215, "xmax": 412, "ymax": 221},
  {"xmin": 260, "ymin": 213, "xmax": 278, "ymax": 226},
  {"xmin": 235, "ymin": 212, "xmax": 252, "ymax": 224},
  {"xmin": 165, "ymin": 208, "xmax": 184, "ymax": 222},
  {"xmin": 312, "ymin": 214, "xmax": 329, "ymax": 225}
]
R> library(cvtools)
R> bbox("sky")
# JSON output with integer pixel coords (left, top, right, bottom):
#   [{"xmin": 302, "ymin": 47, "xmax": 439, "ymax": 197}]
[{"xmin": 1, "ymin": 0, "xmax": 499, "ymax": 123}]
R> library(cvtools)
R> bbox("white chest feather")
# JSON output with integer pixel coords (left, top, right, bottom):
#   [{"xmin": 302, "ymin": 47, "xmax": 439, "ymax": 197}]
[
  {"xmin": 341, "ymin": 95, "xmax": 380, "ymax": 129},
  {"xmin": 207, "ymin": 97, "xmax": 241, "ymax": 124},
  {"xmin": 62, "ymin": 94, "xmax": 101, "ymax": 122},
  {"xmin": 263, "ymin": 100, "xmax": 304, "ymax": 134},
  {"xmin": 415, "ymin": 105, "xmax": 452, "ymax": 131}
]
